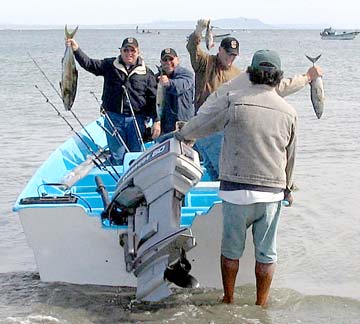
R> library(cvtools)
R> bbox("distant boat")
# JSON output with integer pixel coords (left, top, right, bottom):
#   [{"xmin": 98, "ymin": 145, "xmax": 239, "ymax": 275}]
[
  {"xmin": 320, "ymin": 27, "xmax": 360, "ymax": 40},
  {"xmin": 212, "ymin": 33, "xmax": 231, "ymax": 41},
  {"xmin": 186, "ymin": 32, "xmax": 232, "ymax": 42}
]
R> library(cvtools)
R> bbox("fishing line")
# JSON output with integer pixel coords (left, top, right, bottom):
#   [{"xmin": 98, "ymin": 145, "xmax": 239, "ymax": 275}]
[
  {"xmin": 90, "ymin": 91, "xmax": 130, "ymax": 153},
  {"xmin": 35, "ymin": 85, "xmax": 120, "ymax": 181},
  {"xmin": 27, "ymin": 52, "xmax": 96, "ymax": 144},
  {"xmin": 122, "ymin": 85, "xmax": 146, "ymax": 151}
]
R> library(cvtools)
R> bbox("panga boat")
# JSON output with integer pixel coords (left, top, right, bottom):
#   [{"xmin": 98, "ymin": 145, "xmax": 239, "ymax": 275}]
[
  {"xmin": 13, "ymin": 117, "xmax": 256, "ymax": 301},
  {"xmin": 320, "ymin": 27, "xmax": 360, "ymax": 40}
]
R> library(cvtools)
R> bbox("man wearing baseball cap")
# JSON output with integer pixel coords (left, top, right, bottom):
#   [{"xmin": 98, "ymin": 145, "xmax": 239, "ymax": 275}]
[
  {"xmin": 66, "ymin": 36, "xmax": 157, "ymax": 164},
  {"xmin": 186, "ymin": 18, "xmax": 323, "ymax": 181},
  {"xmin": 220, "ymin": 37, "xmax": 240, "ymax": 56},
  {"xmin": 176, "ymin": 49, "xmax": 297, "ymax": 306},
  {"xmin": 152, "ymin": 47, "xmax": 194, "ymax": 137}
]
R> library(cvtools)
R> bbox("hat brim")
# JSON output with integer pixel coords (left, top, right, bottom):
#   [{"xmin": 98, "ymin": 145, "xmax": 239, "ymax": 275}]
[
  {"xmin": 224, "ymin": 48, "xmax": 239, "ymax": 55},
  {"xmin": 120, "ymin": 43, "xmax": 138, "ymax": 49},
  {"xmin": 161, "ymin": 54, "xmax": 176, "ymax": 60}
]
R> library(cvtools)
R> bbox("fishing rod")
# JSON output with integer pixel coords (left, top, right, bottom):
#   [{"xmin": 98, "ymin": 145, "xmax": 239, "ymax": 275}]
[
  {"xmin": 121, "ymin": 85, "xmax": 146, "ymax": 151},
  {"xmin": 28, "ymin": 52, "xmax": 121, "ymax": 179},
  {"xmin": 27, "ymin": 52, "xmax": 96, "ymax": 144},
  {"xmin": 90, "ymin": 91, "xmax": 130, "ymax": 153},
  {"xmin": 35, "ymin": 85, "xmax": 120, "ymax": 182}
]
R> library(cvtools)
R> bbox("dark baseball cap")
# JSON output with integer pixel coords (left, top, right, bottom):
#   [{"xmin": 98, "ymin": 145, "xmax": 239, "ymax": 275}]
[
  {"xmin": 121, "ymin": 37, "xmax": 139, "ymax": 49},
  {"xmin": 251, "ymin": 49, "xmax": 281, "ymax": 71},
  {"xmin": 160, "ymin": 48, "xmax": 178, "ymax": 60},
  {"xmin": 220, "ymin": 37, "xmax": 239, "ymax": 55}
]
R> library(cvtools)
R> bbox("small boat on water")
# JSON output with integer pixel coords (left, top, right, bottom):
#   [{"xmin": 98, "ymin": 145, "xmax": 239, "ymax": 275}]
[
  {"xmin": 212, "ymin": 32, "xmax": 231, "ymax": 41},
  {"xmin": 320, "ymin": 27, "xmax": 360, "ymax": 40},
  {"xmin": 13, "ymin": 117, "xmax": 256, "ymax": 301},
  {"xmin": 186, "ymin": 32, "xmax": 232, "ymax": 42}
]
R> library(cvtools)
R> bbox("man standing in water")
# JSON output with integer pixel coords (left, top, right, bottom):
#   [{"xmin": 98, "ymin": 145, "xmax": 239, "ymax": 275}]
[
  {"xmin": 187, "ymin": 18, "xmax": 322, "ymax": 180},
  {"xmin": 176, "ymin": 50, "xmax": 297, "ymax": 306},
  {"xmin": 66, "ymin": 36, "xmax": 158, "ymax": 164}
]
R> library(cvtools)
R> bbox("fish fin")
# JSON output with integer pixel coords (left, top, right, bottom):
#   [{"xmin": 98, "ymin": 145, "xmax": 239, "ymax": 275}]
[
  {"xmin": 305, "ymin": 54, "xmax": 322, "ymax": 64},
  {"xmin": 65, "ymin": 25, "xmax": 79, "ymax": 39}
]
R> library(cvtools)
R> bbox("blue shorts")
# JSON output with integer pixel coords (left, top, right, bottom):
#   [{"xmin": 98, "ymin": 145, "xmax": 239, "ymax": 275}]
[{"xmin": 221, "ymin": 200, "xmax": 282, "ymax": 263}]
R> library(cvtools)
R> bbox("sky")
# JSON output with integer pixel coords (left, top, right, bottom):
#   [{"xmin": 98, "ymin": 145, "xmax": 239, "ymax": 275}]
[{"xmin": 1, "ymin": 0, "xmax": 359, "ymax": 28}]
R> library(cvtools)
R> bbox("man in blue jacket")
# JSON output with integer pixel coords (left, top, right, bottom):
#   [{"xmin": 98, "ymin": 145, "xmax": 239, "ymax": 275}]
[
  {"xmin": 67, "ymin": 37, "xmax": 157, "ymax": 164},
  {"xmin": 152, "ymin": 48, "xmax": 195, "ymax": 137}
]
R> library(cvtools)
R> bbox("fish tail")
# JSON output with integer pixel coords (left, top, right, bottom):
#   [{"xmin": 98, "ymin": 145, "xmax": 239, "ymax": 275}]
[
  {"xmin": 305, "ymin": 54, "xmax": 322, "ymax": 64},
  {"xmin": 65, "ymin": 25, "xmax": 79, "ymax": 39}
]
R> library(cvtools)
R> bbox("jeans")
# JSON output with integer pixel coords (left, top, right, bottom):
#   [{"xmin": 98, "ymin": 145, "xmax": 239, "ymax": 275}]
[
  {"xmin": 194, "ymin": 131, "xmax": 223, "ymax": 181},
  {"xmin": 104, "ymin": 112, "xmax": 146, "ymax": 164}
]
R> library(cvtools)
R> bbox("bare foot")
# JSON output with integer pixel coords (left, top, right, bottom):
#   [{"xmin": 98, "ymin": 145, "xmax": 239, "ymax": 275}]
[{"xmin": 221, "ymin": 296, "xmax": 234, "ymax": 304}]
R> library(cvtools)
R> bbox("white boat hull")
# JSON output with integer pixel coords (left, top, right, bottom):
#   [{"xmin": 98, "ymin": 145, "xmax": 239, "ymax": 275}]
[
  {"xmin": 19, "ymin": 203, "xmax": 255, "ymax": 288},
  {"xmin": 19, "ymin": 206, "xmax": 135, "ymax": 286}
]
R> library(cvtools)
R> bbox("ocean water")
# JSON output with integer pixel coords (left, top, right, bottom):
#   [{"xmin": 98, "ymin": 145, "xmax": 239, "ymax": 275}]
[{"xmin": 1, "ymin": 28, "xmax": 360, "ymax": 323}]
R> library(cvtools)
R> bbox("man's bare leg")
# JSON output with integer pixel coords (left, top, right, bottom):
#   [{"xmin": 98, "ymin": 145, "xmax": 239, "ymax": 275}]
[
  {"xmin": 221, "ymin": 255, "xmax": 239, "ymax": 303},
  {"xmin": 255, "ymin": 261, "xmax": 276, "ymax": 306}
]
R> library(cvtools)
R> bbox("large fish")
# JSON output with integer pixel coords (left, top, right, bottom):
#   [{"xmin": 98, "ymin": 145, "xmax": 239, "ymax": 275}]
[
  {"xmin": 306, "ymin": 54, "xmax": 325, "ymax": 119},
  {"xmin": 156, "ymin": 65, "xmax": 165, "ymax": 120},
  {"xmin": 60, "ymin": 25, "xmax": 79, "ymax": 111},
  {"xmin": 205, "ymin": 20, "xmax": 214, "ymax": 50}
]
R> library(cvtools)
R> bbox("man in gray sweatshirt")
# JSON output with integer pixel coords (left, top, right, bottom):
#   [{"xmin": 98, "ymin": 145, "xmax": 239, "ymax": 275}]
[{"xmin": 176, "ymin": 49, "xmax": 297, "ymax": 306}]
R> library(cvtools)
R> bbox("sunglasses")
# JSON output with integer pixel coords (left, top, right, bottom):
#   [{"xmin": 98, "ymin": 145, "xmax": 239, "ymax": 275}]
[
  {"xmin": 123, "ymin": 47, "xmax": 136, "ymax": 53},
  {"xmin": 162, "ymin": 56, "xmax": 174, "ymax": 62}
]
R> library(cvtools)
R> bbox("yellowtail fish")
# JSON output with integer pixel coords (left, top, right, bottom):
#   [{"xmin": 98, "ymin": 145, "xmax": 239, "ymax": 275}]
[
  {"xmin": 60, "ymin": 25, "xmax": 78, "ymax": 111},
  {"xmin": 306, "ymin": 54, "xmax": 325, "ymax": 119},
  {"xmin": 205, "ymin": 20, "xmax": 214, "ymax": 50},
  {"xmin": 156, "ymin": 65, "xmax": 165, "ymax": 120}
]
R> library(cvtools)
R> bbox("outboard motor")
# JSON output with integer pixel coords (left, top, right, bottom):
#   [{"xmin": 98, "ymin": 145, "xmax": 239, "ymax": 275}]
[{"xmin": 101, "ymin": 138, "xmax": 203, "ymax": 301}]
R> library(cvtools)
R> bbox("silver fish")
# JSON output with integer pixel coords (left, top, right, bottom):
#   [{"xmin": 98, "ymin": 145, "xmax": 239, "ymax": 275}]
[
  {"xmin": 306, "ymin": 54, "xmax": 325, "ymax": 119},
  {"xmin": 205, "ymin": 20, "xmax": 214, "ymax": 50},
  {"xmin": 156, "ymin": 65, "xmax": 165, "ymax": 120},
  {"xmin": 60, "ymin": 25, "xmax": 79, "ymax": 111}
]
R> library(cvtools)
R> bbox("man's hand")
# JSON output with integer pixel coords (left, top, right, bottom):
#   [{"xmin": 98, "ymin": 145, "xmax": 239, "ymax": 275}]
[
  {"xmin": 283, "ymin": 190, "xmax": 294, "ymax": 207},
  {"xmin": 307, "ymin": 66, "xmax": 323, "ymax": 82},
  {"xmin": 159, "ymin": 75, "xmax": 170, "ymax": 87},
  {"xmin": 174, "ymin": 122, "xmax": 195, "ymax": 146},
  {"xmin": 175, "ymin": 120, "xmax": 186, "ymax": 130},
  {"xmin": 151, "ymin": 121, "xmax": 161, "ymax": 140},
  {"xmin": 65, "ymin": 38, "xmax": 79, "ymax": 51},
  {"xmin": 195, "ymin": 19, "xmax": 210, "ymax": 34}
]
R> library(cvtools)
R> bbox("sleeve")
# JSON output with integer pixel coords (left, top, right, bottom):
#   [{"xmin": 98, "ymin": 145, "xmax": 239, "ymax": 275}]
[
  {"xmin": 276, "ymin": 74, "xmax": 309, "ymax": 97},
  {"xmin": 74, "ymin": 47, "xmax": 106, "ymax": 76},
  {"xmin": 167, "ymin": 69, "xmax": 194, "ymax": 96},
  {"xmin": 186, "ymin": 32, "xmax": 208, "ymax": 73},
  {"xmin": 285, "ymin": 116, "xmax": 297, "ymax": 191},
  {"xmin": 177, "ymin": 94, "xmax": 230, "ymax": 140}
]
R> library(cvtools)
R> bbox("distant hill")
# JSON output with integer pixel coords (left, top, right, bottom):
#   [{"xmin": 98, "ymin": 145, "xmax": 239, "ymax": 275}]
[
  {"xmin": 146, "ymin": 17, "xmax": 271, "ymax": 29},
  {"xmin": 0, "ymin": 18, "xmax": 328, "ymax": 30}
]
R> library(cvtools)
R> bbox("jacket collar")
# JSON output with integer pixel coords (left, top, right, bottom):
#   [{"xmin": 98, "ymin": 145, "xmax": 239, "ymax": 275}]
[{"xmin": 113, "ymin": 56, "xmax": 147, "ymax": 76}]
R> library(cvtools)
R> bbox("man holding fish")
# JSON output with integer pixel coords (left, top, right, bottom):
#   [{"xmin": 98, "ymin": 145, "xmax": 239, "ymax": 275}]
[
  {"xmin": 175, "ymin": 49, "xmax": 298, "ymax": 306},
  {"xmin": 187, "ymin": 18, "xmax": 323, "ymax": 181},
  {"xmin": 152, "ymin": 48, "xmax": 195, "ymax": 137},
  {"xmin": 66, "ymin": 36, "xmax": 157, "ymax": 164}
]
